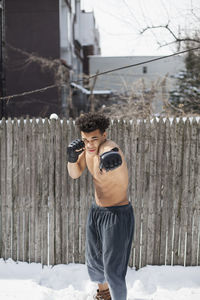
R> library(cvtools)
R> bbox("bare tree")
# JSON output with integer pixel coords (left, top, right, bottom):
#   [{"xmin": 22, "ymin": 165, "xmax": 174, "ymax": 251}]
[
  {"xmin": 137, "ymin": 2, "xmax": 200, "ymax": 116},
  {"xmin": 139, "ymin": 2, "xmax": 200, "ymax": 50}
]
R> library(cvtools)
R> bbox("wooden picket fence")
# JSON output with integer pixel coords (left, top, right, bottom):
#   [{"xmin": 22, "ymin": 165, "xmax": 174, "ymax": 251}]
[{"xmin": 0, "ymin": 117, "xmax": 200, "ymax": 269}]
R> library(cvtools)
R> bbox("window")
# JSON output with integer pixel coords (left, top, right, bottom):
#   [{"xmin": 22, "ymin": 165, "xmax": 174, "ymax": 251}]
[{"xmin": 143, "ymin": 66, "xmax": 147, "ymax": 74}]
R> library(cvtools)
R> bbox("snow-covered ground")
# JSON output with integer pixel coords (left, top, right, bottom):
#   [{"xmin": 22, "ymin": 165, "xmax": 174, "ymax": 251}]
[{"xmin": 0, "ymin": 259, "xmax": 200, "ymax": 300}]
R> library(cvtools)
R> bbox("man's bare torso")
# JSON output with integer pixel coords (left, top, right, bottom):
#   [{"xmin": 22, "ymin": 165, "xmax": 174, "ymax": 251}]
[{"xmin": 85, "ymin": 140, "xmax": 129, "ymax": 207}]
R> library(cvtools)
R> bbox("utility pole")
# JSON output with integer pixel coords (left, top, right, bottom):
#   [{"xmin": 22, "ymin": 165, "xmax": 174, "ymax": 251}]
[
  {"xmin": 89, "ymin": 70, "xmax": 99, "ymax": 112},
  {"xmin": 59, "ymin": 60, "xmax": 71, "ymax": 118}
]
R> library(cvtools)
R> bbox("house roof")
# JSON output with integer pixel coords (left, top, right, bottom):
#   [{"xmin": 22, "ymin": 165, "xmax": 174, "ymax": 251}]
[{"xmin": 70, "ymin": 82, "xmax": 112, "ymax": 95}]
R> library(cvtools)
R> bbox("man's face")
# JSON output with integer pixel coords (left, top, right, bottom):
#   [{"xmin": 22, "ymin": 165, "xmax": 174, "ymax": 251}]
[{"xmin": 81, "ymin": 129, "xmax": 106, "ymax": 155}]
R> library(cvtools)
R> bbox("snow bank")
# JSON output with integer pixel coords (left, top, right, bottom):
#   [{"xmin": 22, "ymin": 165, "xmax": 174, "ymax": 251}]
[{"xmin": 0, "ymin": 258, "xmax": 200, "ymax": 300}]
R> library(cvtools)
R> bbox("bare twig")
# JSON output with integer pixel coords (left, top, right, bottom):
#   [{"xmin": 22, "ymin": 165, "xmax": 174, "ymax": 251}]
[
  {"xmin": 6, "ymin": 43, "xmax": 70, "ymax": 85},
  {"xmin": 140, "ymin": 24, "xmax": 200, "ymax": 47}
]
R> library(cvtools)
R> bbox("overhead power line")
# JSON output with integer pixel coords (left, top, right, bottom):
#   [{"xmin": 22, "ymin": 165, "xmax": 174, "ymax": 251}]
[
  {"xmin": 0, "ymin": 84, "xmax": 59, "ymax": 101},
  {"xmin": 0, "ymin": 46, "xmax": 200, "ymax": 101},
  {"xmin": 81, "ymin": 46, "xmax": 200, "ymax": 82}
]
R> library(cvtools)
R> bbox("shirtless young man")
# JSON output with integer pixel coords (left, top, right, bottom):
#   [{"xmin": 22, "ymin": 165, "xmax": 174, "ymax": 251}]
[{"xmin": 67, "ymin": 112, "xmax": 134, "ymax": 300}]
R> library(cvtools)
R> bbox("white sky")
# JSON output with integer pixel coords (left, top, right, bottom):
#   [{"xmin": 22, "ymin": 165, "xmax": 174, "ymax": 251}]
[{"xmin": 81, "ymin": 0, "xmax": 200, "ymax": 56}]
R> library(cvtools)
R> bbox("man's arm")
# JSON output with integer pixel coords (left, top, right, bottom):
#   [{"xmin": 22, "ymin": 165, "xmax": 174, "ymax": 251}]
[
  {"xmin": 67, "ymin": 139, "xmax": 86, "ymax": 179},
  {"xmin": 67, "ymin": 151, "xmax": 86, "ymax": 179}
]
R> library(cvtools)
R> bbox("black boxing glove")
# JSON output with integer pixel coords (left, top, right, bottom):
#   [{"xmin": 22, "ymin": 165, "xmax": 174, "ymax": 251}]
[
  {"xmin": 67, "ymin": 139, "xmax": 85, "ymax": 163},
  {"xmin": 99, "ymin": 147, "xmax": 122, "ymax": 172}
]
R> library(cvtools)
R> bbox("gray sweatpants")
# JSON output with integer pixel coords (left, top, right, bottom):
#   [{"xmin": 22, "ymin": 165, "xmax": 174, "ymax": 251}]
[{"xmin": 86, "ymin": 202, "xmax": 134, "ymax": 300}]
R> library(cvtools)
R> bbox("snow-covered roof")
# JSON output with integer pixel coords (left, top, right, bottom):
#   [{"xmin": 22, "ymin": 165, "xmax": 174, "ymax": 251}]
[{"xmin": 70, "ymin": 82, "xmax": 112, "ymax": 95}]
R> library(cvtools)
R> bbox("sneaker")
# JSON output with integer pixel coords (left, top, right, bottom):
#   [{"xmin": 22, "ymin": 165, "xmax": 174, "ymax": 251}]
[{"xmin": 94, "ymin": 288, "xmax": 111, "ymax": 300}]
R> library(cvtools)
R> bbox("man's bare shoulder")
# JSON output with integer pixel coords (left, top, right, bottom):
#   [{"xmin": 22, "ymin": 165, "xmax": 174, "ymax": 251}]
[{"xmin": 98, "ymin": 140, "xmax": 120, "ymax": 155}]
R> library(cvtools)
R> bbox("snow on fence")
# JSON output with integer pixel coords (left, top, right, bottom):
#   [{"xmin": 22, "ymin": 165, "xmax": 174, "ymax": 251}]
[{"xmin": 0, "ymin": 117, "xmax": 200, "ymax": 269}]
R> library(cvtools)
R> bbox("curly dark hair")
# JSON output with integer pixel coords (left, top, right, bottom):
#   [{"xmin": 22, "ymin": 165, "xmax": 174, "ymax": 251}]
[{"xmin": 75, "ymin": 112, "xmax": 110, "ymax": 133}]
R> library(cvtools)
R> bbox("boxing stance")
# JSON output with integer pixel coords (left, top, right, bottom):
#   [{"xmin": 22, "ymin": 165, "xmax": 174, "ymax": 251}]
[{"xmin": 67, "ymin": 113, "xmax": 134, "ymax": 300}]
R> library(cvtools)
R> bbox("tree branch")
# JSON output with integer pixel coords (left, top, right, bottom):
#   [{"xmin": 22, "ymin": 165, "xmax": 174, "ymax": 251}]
[{"xmin": 140, "ymin": 23, "xmax": 200, "ymax": 47}]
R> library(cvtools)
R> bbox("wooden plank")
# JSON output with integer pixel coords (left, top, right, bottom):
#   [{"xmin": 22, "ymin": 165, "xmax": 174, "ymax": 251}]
[
  {"xmin": 55, "ymin": 118, "xmax": 62, "ymax": 264},
  {"xmin": 18, "ymin": 118, "xmax": 25, "ymax": 261},
  {"xmin": 0, "ymin": 119, "xmax": 2, "ymax": 257},
  {"xmin": 118, "ymin": 118, "xmax": 134, "ymax": 269},
  {"xmin": 23, "ymin": 211, "xmax": 29, "ymax": 262},
  {"xmin": 197, "ymin": 119, "xmax": 200, "ymax": 266},
  {"xmin": 146, "ymin": 118, "xmax": 157, "ymax": 265},
  {"xmin": 75, "ymin": 116, "xmax": 88, "ymax": 264},
  {"xmin": 67, "ymin": 118, "xmax": 75, "ymax": 263},
  {"xmin": 24, "ymin": 117, "xmax": 31, "ymax": 262},
  {"xmin": 122, "ymin": 119, "xmax": 133, "ymax": 266},
  {"xmin": 118, "ymin": 118, "xmax": 125, "ymax": 151},
  {"xmin": 29, "ymin": 118, "xmax": 36, "ymax": 263},
  {"xmin": 137, "ymin": 119, "xmax": 147, "ymax": 268},
  {"xmin": 72, "ymin": 120, "xmax": 83, "ymax": 263},
  {"xmin": 107, "ymin": 118, "xmax": 112, "ymax": 142},
  {"xmin": 196, "ymin": 119, "xmax": 200, "ymax": 265},
  {"xmin": 171, "ymin": 118, "xmax": 184, "ymax": 265},
  {"xmin": 35, "ymin": 118, "xmax": 43, "ymax": 263},
  {"xmin": 127, "ymin": 119, "xmax": 133, "ymax": 205},
  {"xmin": 170, "ymin": 118, "xmax": 177, "ymax": 266},
  {"xmin": 129, "ymin": 119, "xmax": 138, "ymax": 203},
  {"xmin": 111, "ymin": 119, "xmax": 118, "ymax": 144},
  {"xmin": 6, "ymin": 119, "xmax": 13, "ymax": 259},
  {"xmin": 0, "ymin": 120, "xmax": 2, "ymax": 257},
  {"xmin": 163, "ymin": 118, "xmax": 174, "ymax": 265},
  {"xmin": 140, "ymin": 119, "xmax": 151, "ymax": 268},
  {"xmin": 79, "ymin": 160, "xmax": 88, "ymax": 264},
  {"xmin": 48, "ymin": 119, "xmax": 56, "ymax": 265},
  {"xmin": 42, "ymin": 118, "xmax": 50, "ymax": 265},
  {"xmin": 134, "ymin": 120, "xmax": 145, "ymax": 268},
  {"xmin": 192, "ymin": 119, "xmax": 200, "ymax": 265},
  {"xmin": 188, "ymin": 119, "xmax": 198, "ymax": 266},
  {"xmin": 167, "ymin": 118, "xmax": 175, "ymax": 265},
  {"xmin": 73, "ymin": 123, "xmax": 82, "ymax": 263},
  {"xmin": 72, "ymin": 123, "xmax": 81, "ymax": 263},
  {"xmin": 154, "ymin": 117, "xmax": 165, "ymax": 265},
  {"xmin": 0, "ymin": 118, "xmax": 7, "ymax": 259},
  {"xmin": 155, "ymin": 118, "xmax": 165, "ymax": 265},
  {"xmin": 129, "ymin": 118, "xmax": 139, "ymax": 268},
  {"xmin": 61, "ymin": 118, "xmax": 68, "ymax": 264},
  {"xmin": 120, "ymin": 118, "xmax": 130, "ymax": 162},
  {"xmin": 178, "ymin": 119, "xmax": 191, "ymax": 266},
  {"xmin": 4, "ymin": 118, "xmax": 12, "ymax": 260}
]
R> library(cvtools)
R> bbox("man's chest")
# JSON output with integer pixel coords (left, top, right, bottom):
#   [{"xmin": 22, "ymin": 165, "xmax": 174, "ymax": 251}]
[{"xmin": 86, "ymin": 155, "xmax": 102, "ymax": 180}]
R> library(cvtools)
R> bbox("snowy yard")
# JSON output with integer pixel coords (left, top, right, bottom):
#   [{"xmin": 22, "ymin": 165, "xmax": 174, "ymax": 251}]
[{"xmin": 0, "ymin": 259, "xmax": 200, "ymax": 300}]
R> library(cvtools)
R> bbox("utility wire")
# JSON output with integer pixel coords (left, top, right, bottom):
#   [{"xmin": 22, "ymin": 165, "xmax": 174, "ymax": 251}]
[
  {"xmin": 78, "ymin": 46, "xmax": 200, "ymax": 82},
  {"xmin": 0, "ymin": 84, "xmax": 59, "ymax": 101},
  {"xmin": 0, "ymin": 46, "xmax": 200, "ymax": 101}
]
